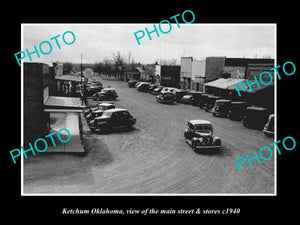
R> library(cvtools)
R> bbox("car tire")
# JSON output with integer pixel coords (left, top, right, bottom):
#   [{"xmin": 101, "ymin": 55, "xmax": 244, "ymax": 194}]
[{"xmin": 191, "ymin": 141, "xmax": 196, "ymax": 150}]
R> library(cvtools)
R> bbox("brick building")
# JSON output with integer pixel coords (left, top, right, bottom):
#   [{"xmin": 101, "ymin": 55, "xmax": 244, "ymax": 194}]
[{"xmin": 23, "ymin": 62, "xmax": 86, "ymax": 153}]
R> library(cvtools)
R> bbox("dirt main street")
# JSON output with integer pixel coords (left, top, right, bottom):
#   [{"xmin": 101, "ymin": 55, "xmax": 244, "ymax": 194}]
[{"xmin": 24, "ymin": 76, "xmax": 275, "ymax": 194}]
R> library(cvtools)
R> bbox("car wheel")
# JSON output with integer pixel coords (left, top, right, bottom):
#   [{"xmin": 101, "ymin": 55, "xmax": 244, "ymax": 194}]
[{"xmin": 191, "ymin": 141, "xmax": 196, "ymax": 150}]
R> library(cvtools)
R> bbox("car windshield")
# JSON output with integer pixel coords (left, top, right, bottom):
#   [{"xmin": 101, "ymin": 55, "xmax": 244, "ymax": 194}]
[
  {"xmin": 99, "ymin": 105, "xmax": 115, "ymax": 110},
  {"xmin": 194, "ymin": 124, "xmax": 212, "ymax": 133},
  {"xmin": 216, "ymin": 102, "xmax": 225, "ymax": 106}
]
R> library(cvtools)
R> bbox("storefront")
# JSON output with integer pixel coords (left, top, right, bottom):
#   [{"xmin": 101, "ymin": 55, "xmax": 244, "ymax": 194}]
[{"xmin": 44, "ymin": 96, "xmax": 86, "ymax": 153}]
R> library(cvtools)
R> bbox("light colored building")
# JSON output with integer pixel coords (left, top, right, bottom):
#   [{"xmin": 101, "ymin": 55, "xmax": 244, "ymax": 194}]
[
  {"xmin": 191, "ymin": 60, "xmax": 206, "ymax": 91},
  {"xmin": 180, "ymin": 57, "xmax": 193, "ymax": 90}
]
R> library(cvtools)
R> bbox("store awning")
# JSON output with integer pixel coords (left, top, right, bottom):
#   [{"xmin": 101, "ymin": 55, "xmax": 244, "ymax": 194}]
[
  {"xmin": 44, "ymin": 96, "xmax": 86, "ymax": 112},
  {"xmin": 206, "ymin": 78, "xmax": 274, "ymax": 94},
  {"xmin": 227, "ymin": 80, "xmax": 274, "ymax": 93},
  {"xmin": 206, "ymin": 78, "xmax": 245, "ymax": 89},
  {"xmin": 55, "ymin": 75, "xmax": 85, "ymax": 82}
]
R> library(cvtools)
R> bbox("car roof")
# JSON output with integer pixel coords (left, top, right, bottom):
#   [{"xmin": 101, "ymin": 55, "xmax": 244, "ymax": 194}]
[
  {"xmin": 98, "ymin": 102, "xmax": 114, "ymax": 106},
  {"xmin": 208, "ymin": 95, "xmax": 220, "ymax": 99},
  {"xmin": 104, "ymin": 108, "xmax": 128, "ymax": 113},
  {"xmin": 102, "ymin": 88, "xmax": 116, "ymax": 91},
  {"xmin": 231, "ymin": 101, "xmax": 248, "ymax": 105},
  {"xmin": 189, "ymin": 119, "xmax": 212, "ymax": 125},
  {"xmin": 93, "ymin": 109, "xmax": 104, "ymax": 113},
  {"xmin": 246, "ymin": 106, "xmax": 268, "ymax": 111},
  {"xmin": 216, "ymin": 99, "xmax": 231, "ymax": 103}
]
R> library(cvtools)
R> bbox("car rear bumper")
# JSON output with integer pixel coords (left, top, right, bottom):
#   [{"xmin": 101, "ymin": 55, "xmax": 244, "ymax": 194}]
[
  {"xmin": 161, "ymin": 99, "xmax": 174, "ymax": 103},
  {"xmin": 194, "ymin": 145, "xmax": 221, "ymax": 149}
]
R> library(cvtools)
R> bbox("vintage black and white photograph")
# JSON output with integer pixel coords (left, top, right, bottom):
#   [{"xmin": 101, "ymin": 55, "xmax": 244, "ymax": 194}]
[{"xmin": 21, "ymin": 23, "xmax": 276, "ymax": 195}]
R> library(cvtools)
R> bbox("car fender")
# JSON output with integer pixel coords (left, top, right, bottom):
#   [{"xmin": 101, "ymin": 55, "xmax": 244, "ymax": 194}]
[{"xmin": 212, "ymin": 136, "xmax": 221, "ymax": 145}]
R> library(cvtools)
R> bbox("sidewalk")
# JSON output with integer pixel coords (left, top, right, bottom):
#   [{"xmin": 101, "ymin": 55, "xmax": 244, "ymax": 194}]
[{"xmin": 47, "ymin": 112, "xmax": 84, "ymax": 153}]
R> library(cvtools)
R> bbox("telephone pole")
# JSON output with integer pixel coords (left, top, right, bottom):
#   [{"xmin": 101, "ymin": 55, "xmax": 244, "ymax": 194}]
[{"xmin": 80, "ymin": 53, "xmax": 83, "ymax": 104}]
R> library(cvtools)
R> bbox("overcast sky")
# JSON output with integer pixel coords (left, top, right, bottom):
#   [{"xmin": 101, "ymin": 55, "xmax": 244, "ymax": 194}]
[{"xmin": 22, "ymin": 24, "xmax": 275, "ymax": 65}]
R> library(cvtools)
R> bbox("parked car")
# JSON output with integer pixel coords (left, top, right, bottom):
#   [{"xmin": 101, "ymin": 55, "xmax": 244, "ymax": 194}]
[
  {"xmin": 156, "ymin": 91, "xmax": 175, "ymax": 104},
  {"xmin": 89, "ymin": 108, "xmax": 136, "ymax": 133},
  {"xmin": 228, "ymin": 101, "xmax": 249, "ymax": 121},
  {"xmin": 127, "ymin": 79, "xmax": 139, "ymax": 88},
  {"xmin": 180, "ymin": 95, "xmax": 194, "ymax": 104},
  {"xmin": 184, "ymin": 119, "xmax": 221, "ymax": 150},
  {"xmin": 148, "ymin": 84, "xmax": 158, "ymax": 93},
  {"xmin": 92, "ymin": 88, "xmax": 118, "ymax": 101},
  {"xmin": 204, "ymin": 95, "xmax": 221, "ymax": 112},
  {"xmin": 135, "ymin": 82, "xmax": 142, "ymax": 88},
  {"xmin": 242, "ymin": 107, "xmax": 269, "ymax": 130},
  {"xmin": 198, "ymin": 94, "xmax": 211, "ymax": 109},
  {"xmin": 85, "ymin": 84, "xmax": 103, "ymax": 96},
  {"xmin": 87, "ymin": 80, "xmax": 102, "ymax": 86},
  {"xmin": 189, "ymin": 91, "xmax": 206, "ymax": 106},
  {"xmin": 174, "ymin": 89, "xmax": 189, "ymax": 102},
  {"xmin": 211, "ymin": 99, "xmax": 232, "ymax": 117},
  {"xmin": 263, "ymin": 114, "xmax": 274, "ymax": 138},
  {"xmin": 161, "ymin": 87, "xmax": 176, "ymax": 95},
  {"xmin": 152, "ymin": 86, "xmax": 164, "ymax": 95},
  {"xmin": 85, "ymin": 103, "xmax": 115, "ymax": 122},
  {"xmin": 137, "ymin": 82, "xmax": 150, "ymax": 92}
]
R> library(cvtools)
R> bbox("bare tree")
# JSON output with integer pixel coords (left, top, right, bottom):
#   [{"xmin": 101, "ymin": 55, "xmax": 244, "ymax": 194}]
[
  {"xmin": 156, "ymin": 58, "xmax": 178, "ymax": 65},
  {"xmin": 111, "ymin": 51, "xmax": 125, "ymax": 79},
  {"xmin": 127, "ymin": 51, "xmax": 132, "ymax": 65}
]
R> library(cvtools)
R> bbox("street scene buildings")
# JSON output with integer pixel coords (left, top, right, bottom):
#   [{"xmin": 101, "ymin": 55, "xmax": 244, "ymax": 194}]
[{"xmin": 22, "ymin": 24, "xmax": 275, "ymax": 194}]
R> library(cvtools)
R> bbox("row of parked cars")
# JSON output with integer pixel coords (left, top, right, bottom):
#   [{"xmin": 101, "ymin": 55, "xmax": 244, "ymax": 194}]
[
  {"xmin": 127, "ymin": 79, "xmax": 274, "ymax": 139},
  {"xmin": 83, "ymin": 81, "xmax": 136, "ymax": 134}
]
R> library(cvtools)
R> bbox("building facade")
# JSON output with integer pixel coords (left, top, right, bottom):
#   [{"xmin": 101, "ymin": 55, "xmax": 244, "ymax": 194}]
[
  {"xmin": 180, "ymin": 57, "xmax": 193, "ymax": 90},
  {"xmin": 24, "ymin": 63, "xmax": 50, "ymax": 144},
  {"xmin": 191, "ymin": 60, "xmax": 206, "ymax": 91},
  {"xmin": 24, "ymin": 62, "xmax": 86, "ymax": 153}
]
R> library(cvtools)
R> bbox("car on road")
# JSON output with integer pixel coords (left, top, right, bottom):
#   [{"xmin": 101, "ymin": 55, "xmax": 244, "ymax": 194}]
[
  {"xmin": 228, "ymin": 101, "xmax": 249, "ymax": 121},
  {"xmin": 92, "ymin": 88, "xmax": 118, "ymax": 101},
  {"xmin": 85, "ymin": 103, "xmax": 115, "ymax": 122},
  {"xmin": 211, "ymin": 99, "xmax": 232, "ymax": 117},
  {"xmin": 189, "ymin": 91, "xmax": 206, "ymax": 106},
  {"xmin": 89, "ymin": 108, "xmax": 136, "ymax": 133},
  {"xmin": 152, "ymin": 86, "xmax": 164, "ymax": 95},
  {"xmin": 156, "ymin": 91, "xmax": 175, "ymax": 104},
  {"xmin": 242, "ymin": 107, "xmax": 269, "ymax": 130},
  {"xmin": 179, "ymin": 94, "xmax": 193, "ymax": 104},
  {"xmin": 198, "ymin": 94, "xmax": 211, "ymax": 109},
  {"xmin": 148, "ymin": 84, "xmax": 158, "ymax": 93},
  {"xmin": 174, "ymin": 89, "xmax": 189, "ymax": 102},
  {"xmin": 204, "ymin": 95, "xmax": 221, "ymax": 112},
  {"xmin": 263, "ymin": 114, "xmax": 274, "ymax": 138},
  {"xmin": 127, "ymin": 79, "xmax": 139, "ymax": 88},
  {"xmin": 137, "ymin": 82, "xmax": 151, "ymax": 92},
  {"xmin": 184, "ymin": 120, "xmax": 221, "ymax": 150},
  {"xmin": 85, "ymin": 84, "xmax": 103, "ymax": 96},
  {"xmin": 161, "ymin": 87, "xmax": 176, "ymax": 95}
]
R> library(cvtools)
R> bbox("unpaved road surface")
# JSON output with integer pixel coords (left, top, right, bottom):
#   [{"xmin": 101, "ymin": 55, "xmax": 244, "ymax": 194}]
[{"xmin": 24, "ymin": 77, "xmax": 274, "ymax": 194}]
